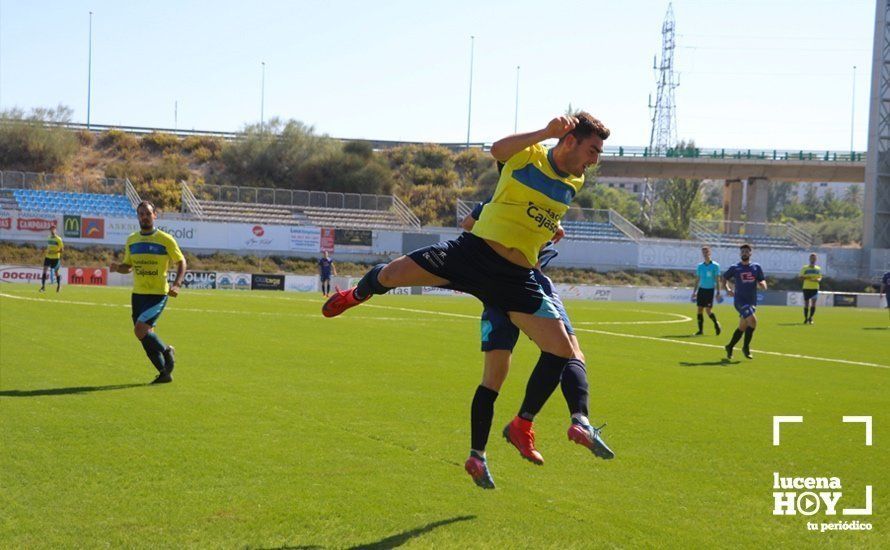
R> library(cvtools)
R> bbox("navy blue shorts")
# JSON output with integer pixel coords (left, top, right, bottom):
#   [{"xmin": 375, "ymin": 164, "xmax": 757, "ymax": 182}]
[
  {"xmin": 803, "ymin": 289, "xmax": 818, "ymax": 301},
  {"xmin": 734, "ymin": 302, "xmax": 756, "ymax": 319},
  {"xmin": 132, "ymin": 293, "xmax": 169, "ymax": 327},
  {"xmin": 481, "ymin": 272, "xmax": 574, "ymax": 352},
  {"xmin": 43, "ymin": 257, "xmax": 60, "ymax": 270},
  {"xmin": 408, "ymin": 232, "xmax": 560, "ymax": 318}
]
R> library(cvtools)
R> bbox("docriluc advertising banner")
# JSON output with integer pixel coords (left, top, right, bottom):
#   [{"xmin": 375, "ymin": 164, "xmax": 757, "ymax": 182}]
[
  {"xmin": 166, "ymin": 270, "xmax": 217, "ymax": 289},
  {"xmin": 0, "ymin": 265, "xmax": 66, "ymax": 284}
]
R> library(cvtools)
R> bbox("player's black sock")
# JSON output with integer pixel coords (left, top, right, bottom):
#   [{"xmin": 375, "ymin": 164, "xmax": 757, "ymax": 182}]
[
  {"xmin": 470, "ymin": 385, "xmax": 498, "ymax": 451},
  {"xmin": 518, "ymin": 352, "xmax": 568, "ymax": 421},
  {"xmin": 560, "ymin": 358, "xmax": 589, "ymax": 417},
  {"xmin": 41, "ymin": 272, "xmax": 46, "ymax": 288},
  {"xmin": 696, "ymin": 314, "xmax": 703, "ymax": 332},
  {"xmin": 803, "ymin": 306, "xmax": 808, "ymax": 321},
  {"xmin": 727, "ymin": 329, "xmax": 743, "ymax": 348},
  {"xmin": 708, "ymin": 312, "xmax": 718, "ymax": 327},
  {"xmin": 140, "ymin": 332, "xmax": 167, "ymax": 373},
  {"xmin": 353, "ymin": 263, "xmax": 391, "ymax": 300},
  {"xmin": 743, "ymin": 326, "xmax": 755, "ymax": 349},
  {"xmin": 809, "ymin": 305, "xmax": 816, "ymax": 320}
]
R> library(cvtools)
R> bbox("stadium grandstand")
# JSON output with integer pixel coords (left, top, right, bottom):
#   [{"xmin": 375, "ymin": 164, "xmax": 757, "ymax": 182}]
[
  {"xmin": 0, "ymin": 171, "xmax": 139, "ymax": 217},
  {"xmin": 690, "ymin": 219, "xmax": 812, "ymax": 249},
  {"xmin": 183, "ymin": 182, "xmax": 421, "ymax": 230}
]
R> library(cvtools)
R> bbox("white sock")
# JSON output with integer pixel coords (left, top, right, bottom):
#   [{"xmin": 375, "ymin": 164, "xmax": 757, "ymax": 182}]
[{"xmin": 572, "ymin": 413, "xmax": 590, "ymax": 426}]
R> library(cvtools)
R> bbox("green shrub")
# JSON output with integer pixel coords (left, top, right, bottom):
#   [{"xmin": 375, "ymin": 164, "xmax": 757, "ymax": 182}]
[
  {"xmin": 99, "ymin": 129, "xmax": 139, "ymax": 157},
  {"xmin": 0, "ymin": 106, "xmax": 79, "ymax": 172},
  {"xmin": 182, "ymin": 135, "xmax": 224, "ymax": 156},
  {"xmin": 141, "ymin": 132, "xmax": 181, "ymax": 153}
]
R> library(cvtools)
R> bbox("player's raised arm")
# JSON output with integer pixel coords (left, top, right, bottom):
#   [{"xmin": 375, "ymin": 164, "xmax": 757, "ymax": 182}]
[{"xmin": 490, "ymin": 116, "xmax": 578, "ymax": 162}]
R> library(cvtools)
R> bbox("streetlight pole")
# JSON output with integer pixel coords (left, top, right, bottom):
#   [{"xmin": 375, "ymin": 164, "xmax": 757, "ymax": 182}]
[
  {"xmin": 850, "ymin": 65, "xmax": 856, "ymax": 152},
  {"xmin": 466, "ymin": 36, "xmax": 474, "ymax": 149},
  {"xmin": 514, "ymin": 65, "xmax": 520, "ymax": 133},
  {"xmin": 260, "ymin": 61, "xmax": 266, "ymax": 130},
  {"xmin": 87, "ymin": 11, "xmax": 93, "ymax": 129}
]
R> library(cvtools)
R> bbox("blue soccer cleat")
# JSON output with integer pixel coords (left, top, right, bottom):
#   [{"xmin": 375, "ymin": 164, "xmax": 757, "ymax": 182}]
[
  {"xmin": 567, "ymin": 419, "xmax": 615, "ymax": 460},
  {"xmin": 464, "ymin": 451, "xmax": 495, "ymax": 489}
]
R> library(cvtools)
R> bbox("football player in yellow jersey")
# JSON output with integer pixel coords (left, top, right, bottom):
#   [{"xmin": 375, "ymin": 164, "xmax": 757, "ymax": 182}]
[
  {"xmin": 110, "ymin": 201, "xmax": 186, "ymax": 384},
  {"xmin": 40, "ymin": 225, "xmax": 64, "ymax": 292},
  {"xmin": 323, "ymin": 113, "xmax": 615, "ymax": 484},
  {"xmin": 798, "ymin": 253, "xmax": 822, "ymax": 324}
]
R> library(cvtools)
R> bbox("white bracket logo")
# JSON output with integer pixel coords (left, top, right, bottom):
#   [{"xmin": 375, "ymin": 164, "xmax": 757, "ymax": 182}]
[{"xmin": 772, "ymin": 416, "xmax": 873, "ymax": 518}]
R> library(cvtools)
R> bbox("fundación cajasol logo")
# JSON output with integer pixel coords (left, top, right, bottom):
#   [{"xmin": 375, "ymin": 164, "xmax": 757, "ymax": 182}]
[{"xmin": 772, "ymin": 416, "xmax": 873, "ymax": 533}]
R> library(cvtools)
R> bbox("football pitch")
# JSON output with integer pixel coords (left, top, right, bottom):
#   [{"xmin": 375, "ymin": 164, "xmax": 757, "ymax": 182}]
[{"xmin": 1, "ymin": 285, "xmax": 887, "ymax": 548}]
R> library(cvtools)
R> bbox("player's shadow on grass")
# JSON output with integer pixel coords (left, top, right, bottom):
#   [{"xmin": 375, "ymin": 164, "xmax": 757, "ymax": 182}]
[
  {"xmin": 0, "ymin": 383, "xmax": 145, "ymax": 398},
  {"xmin": 661, "ymin": 334, "xmax": 698, "ymax": 339},
  {"xmin": 777, "ymin": 323, "xmax": 808, "ymax": 327},
  {"xmin": 348, "ymin": 515, "xmax": 476, "ymax": 550},
  {"xmin": 679, "ymin": 360, "xmax": 740, "ymax": 367},
  {"xmin": 256, "ymin": 515, "xmax": 476, "ymax": 550},
  {"xmin": 863, "ymin": 327, "xmax": 888, "ymax": 330}
]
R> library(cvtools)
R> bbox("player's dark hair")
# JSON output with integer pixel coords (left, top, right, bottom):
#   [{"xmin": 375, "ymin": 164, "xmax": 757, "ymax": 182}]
[
  {"xmin": 136, "ymin": 200, "xmax": 156, "ymax": 214},
  {"xmin": 701, "ymin": 246, "xmax": 711, "ymax": 252},
  {"xmin": 740, "ymin": 243, "xmax": 753, "ymax": 251},
  {"xmin": 559, "ymin": 111, "xmax": 610, "ymax": 144}
]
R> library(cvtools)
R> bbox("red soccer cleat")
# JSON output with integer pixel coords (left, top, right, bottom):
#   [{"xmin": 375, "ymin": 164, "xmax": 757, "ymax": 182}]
[
  {"xmin": 322, "ymin": 286, "xmax": 369, "ymax": 318},
  {"xmin": 502, "ymin": 416, "xmax": 544, "ymax": 465}
]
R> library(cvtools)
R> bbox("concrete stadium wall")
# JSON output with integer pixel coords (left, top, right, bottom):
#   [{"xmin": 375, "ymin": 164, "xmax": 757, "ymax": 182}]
[{"xmin": 2, "ymin": 210, "xmax": 883, "ymax": 280}]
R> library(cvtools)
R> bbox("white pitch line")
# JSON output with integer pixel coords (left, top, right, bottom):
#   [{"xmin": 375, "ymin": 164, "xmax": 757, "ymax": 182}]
[
  {"xmin": 0, "ymin": 292, "xmax": 456, "ymax": 324},
  {"xmin": 572, "ymin": 327, "xmax": 889, "ymax": 370},
  {"xmin": 3, "ymin": 291, "xmax": 885, "ymax": 369}
]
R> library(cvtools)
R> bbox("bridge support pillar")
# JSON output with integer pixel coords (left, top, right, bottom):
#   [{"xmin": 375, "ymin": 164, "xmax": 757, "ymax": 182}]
[
  {"xmin": 746, "ymin": 177, "xmax": 769, "ymax": 235},
  {"xmin": 723, "ymin": 177, "xmax": 768, "ymax": 235},
  {"xmin": 722, "ymin": 179, "xmax": 743, "ymax": 233}
]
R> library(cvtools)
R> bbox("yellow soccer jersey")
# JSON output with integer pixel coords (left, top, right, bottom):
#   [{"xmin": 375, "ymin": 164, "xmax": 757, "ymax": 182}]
[
  {"xmin": 44, "ymin": 235, "xmax": 63, "ymax": 259},
  {"xmin": 122, "ymin": 229, "xmax": 185, "ymax": 295},
  {"xmin": 800, "ymin": 264, "xmax": 822, "ymax": 290},
  {"xmin": 472, "ymin": 144, "xmax": 584, "ymax": 265}
]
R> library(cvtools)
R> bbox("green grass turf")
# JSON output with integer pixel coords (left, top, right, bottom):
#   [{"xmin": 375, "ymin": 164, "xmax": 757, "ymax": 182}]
[{"xmin": 1, "ymin": 284, "xmax": 887, "ymax": 548}]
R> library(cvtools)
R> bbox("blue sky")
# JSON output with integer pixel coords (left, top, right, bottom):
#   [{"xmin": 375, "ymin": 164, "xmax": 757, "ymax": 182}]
[{"xmin": 0, "ymin": 0, "xmax": 875, "ymax": 150}]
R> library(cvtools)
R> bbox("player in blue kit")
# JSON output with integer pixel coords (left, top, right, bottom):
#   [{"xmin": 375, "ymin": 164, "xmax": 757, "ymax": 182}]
[
  {"xmin": 722, "ymin": 244, "xmax": 767, "ymax": 360},
  {"xmin": 318, "ymin": 251, "xmax": 337, "ymax": 297},
  {"xmin": 691, "ymin": 246, "xmax": 722, "ymax": 336},
  {"xmin": 881, "ymin": 271, "xmax": 890, "ymax": 319}
]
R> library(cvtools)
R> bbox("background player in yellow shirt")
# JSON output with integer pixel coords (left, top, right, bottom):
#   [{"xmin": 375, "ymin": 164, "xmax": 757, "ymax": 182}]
[
  {"xmin": 40, "ymin": 225, "xmax": 63, "ymax": 292},
  {"xmin": 323, "ymin": 113, "xmax": 614, "ymax": 485},
  {"xmin": 110, "ymin": 201, "xmax": 186, "ymax": 384},
  {"xmin": 798, "ymin": 253, "xmax": 822, "ymax": 324}
]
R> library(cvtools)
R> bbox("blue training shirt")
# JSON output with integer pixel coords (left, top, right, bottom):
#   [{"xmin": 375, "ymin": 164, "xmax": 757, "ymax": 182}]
[
  {"xmin": 723, "ymin": 262, "xmax": 765, "ymax": 306},
  {"xmin": 696, "ymin": 261, "xmax": 721, "ymax": 290},
  {"xmin": 883, "ymin": 271, "xmax": 890, "ymax": 287},
  {"xmin": 318, "ymin": 257, "xmax": 334, "ymax": 278}
]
